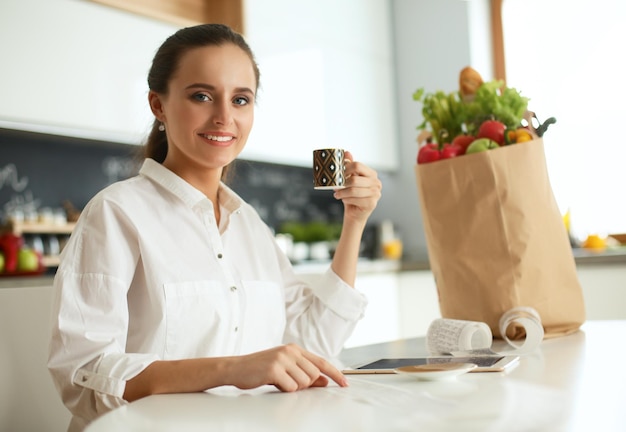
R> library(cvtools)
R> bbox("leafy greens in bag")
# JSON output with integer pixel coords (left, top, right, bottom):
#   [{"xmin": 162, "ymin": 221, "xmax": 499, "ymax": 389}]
[{"xmin": 413, "ymin": 67, "xmax": 529, "ymax": 144}]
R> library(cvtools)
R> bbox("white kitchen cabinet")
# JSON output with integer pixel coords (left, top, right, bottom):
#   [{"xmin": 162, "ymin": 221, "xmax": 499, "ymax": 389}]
[
  {"xmin": 342, "ymin": 270, "xmax": 442, "ymax": 347},
  {"xmin": 0, "ymin": 0, "xmax": 177, "ymax": 144},
  {"xmin": 0, "ymin": 284, "xmax": 71, "ymax": 432},
  {"xmin": 1, "ymin": 0, "xmax": 398, "ymax": 170},
  {"xmin": 347, "ymin": 272, "xmax": 401, "ymax": 348},
  {"xmin": 241, "ymin": 0, "xmax": 399, "ymax": 170},
  {"xmin": 576, "ymin": 264, "xmax": 626, "ymax": 320},
  {"xmin": 397, "ymin": 271, "xmax": 441, "ymax": 339}
]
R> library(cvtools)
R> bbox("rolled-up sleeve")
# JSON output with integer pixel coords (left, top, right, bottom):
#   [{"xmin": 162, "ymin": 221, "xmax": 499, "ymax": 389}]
[
  {"xmin": 282, "ymin": 262, "xmax": 368, "ymax": 358},
  {"xmin": 48, "ymin": 271, "xmax": 159, "ymax": 424},
  {"xmin": 311, "ymin": 268, "xmax": 368, "ymax": 322}
]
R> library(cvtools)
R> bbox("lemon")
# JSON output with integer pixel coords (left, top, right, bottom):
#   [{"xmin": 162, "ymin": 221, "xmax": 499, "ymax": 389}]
[
  {"xmin": 582, "ymin": 234, "xmax": 606, "ymax": 251},
  {"xmin": 562, "ymin": 209, "xmax": 572, "ymax": 233},
  {"xmin": 515, "ymin": 129, "xmax": 533, "ymax": 142},
  {"xmin": 382, "ymin": 239, "xmax": 403, "ymax": 260}
]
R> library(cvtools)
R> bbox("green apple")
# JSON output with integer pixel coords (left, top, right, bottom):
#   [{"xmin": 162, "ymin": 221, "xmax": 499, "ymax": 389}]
[
  {"xmin": 0, "ymin": 252, "xmax": 4, "ymax": 273},
  {"xmin": 466, "ymin": 138, "xmax": 499, "ymax": 154},
  {"xmin": 17, "ymin": 248, "xmax": 39, "ymax": 272}
]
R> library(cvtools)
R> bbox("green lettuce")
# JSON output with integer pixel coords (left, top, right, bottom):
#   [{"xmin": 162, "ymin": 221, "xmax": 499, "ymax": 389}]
[{"xmin": 413, "ymin": 80, "xmax": 529, "ymax": 143}]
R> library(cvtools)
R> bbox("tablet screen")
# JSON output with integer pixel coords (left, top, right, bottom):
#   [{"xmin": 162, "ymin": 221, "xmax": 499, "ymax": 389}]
[{"xmin": 356, "ymin": 356, "xmax": 505, "ymax": 370}]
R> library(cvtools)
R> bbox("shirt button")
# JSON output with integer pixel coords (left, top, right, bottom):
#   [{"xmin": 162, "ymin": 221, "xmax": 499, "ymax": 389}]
[
  {"xmin": 217, "ymin": 253, "xmax": 223, "ymax": 259},
  {"xmin": 230, "ymin": 286, "xmax": 237, "ymax": 292},
  {"xmin": 234, "ymin": 326, "xmax": 238, "ymax": 332}
]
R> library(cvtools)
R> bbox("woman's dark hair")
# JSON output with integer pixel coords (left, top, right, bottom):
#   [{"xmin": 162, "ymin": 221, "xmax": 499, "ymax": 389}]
[{"xmin": 142, "ymin": 23, "xmax": 260, "ymax": 180}]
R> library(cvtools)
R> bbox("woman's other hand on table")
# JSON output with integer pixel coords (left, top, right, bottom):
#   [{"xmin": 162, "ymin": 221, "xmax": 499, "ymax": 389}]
[{"xmin": 228, "ymin": 344, "xmax": 348, "ymax": 392}]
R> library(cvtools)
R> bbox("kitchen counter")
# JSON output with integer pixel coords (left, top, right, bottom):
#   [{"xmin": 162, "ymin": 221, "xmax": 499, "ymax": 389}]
[
  {"xmin": 401, "ymin": 247, "xmax": 626, "ymax": 271},
  {"xmin": 292, "ymin": 258, "xmax": 402, "ymax": 275},
  {"xmin": 1, "ymin": 249, "xmax": 624, "ymax": 289},
  {"xmin": 0, "ymin": 275, "xmax": 55, "ymax": 289},
  {"xmin": 85, "ymin": 321, "xmax": 626, "ymax": 432},
  {"xmin": 571, "ymin": 246, "xmax": 626, "ymax": 264}
]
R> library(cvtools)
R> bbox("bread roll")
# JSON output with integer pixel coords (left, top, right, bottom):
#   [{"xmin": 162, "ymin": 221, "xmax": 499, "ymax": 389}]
[{"xmin": 459, "ymin": 66, "xmax": 483, "ymax": 98}]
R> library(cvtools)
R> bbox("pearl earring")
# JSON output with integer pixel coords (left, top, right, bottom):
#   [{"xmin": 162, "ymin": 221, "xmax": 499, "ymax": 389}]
[{"xmin": 158, "ymin": 123, "xmax": 165, "ymax": 132}]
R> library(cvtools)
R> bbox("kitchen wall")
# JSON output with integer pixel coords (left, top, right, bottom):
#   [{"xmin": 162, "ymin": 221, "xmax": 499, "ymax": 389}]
[{"xmin": 372, "ymin": 0, "xmax": 493, "ymax": 261}]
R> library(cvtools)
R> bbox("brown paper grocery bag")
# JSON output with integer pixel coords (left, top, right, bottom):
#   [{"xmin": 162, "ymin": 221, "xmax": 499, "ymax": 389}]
[{"xmin": 415, "ymin": 138, "xmax": 585, "ymax": 339}]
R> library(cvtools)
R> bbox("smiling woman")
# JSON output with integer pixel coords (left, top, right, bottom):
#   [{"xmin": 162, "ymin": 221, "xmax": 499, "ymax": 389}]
[{"xmin": 46, "ymin": 22, "xmax": 382, "ymax": 432}]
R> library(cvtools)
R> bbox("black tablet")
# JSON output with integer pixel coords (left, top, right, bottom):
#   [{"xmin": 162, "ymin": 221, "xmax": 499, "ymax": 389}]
[{"xmin": 343, "ymin": 355, "xmax": 519, "ymax": 374}]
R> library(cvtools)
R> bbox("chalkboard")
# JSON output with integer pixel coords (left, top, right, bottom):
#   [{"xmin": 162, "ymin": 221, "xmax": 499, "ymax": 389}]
[
  {"xmin": 1, "ymin": 128, "xmax": 140, "ymax": 222},
  {"xmin": 0, "ymin": 128, "xmax": 342, "ymax": 231},
  {"xmin": 229, "ymin": 160, "xmax": 344, "ymax": 229}
]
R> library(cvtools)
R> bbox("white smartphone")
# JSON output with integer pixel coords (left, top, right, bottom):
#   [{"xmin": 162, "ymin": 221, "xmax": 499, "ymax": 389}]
[{"xmin": 343, "ymin": 355, "xmax": 519, "ymax": 374}]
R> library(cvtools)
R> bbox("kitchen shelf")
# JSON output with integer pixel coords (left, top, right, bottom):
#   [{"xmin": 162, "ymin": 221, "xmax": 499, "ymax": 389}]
[
  {"xmin": 41, "ymin": 256, "xmax": 61, "ymax": 267},
  {"xmin": 1, "ymin": 221, "xmax": 76, "ymax": 270},
  {"xmin": 8, "ymin": 221, "xmax": 76, "ymax": 236}
]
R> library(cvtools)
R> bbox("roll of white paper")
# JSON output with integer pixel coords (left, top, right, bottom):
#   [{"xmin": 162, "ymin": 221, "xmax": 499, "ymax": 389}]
[
  {"xmin": 426, "ymin": 307, "xmax": 544, "ymax": 356},
  {"xmin": 426, "ymin": 318, "xmax": 493, "ymax": 355},
  {"xmin": 498, "ymin": 306, "xmax": 545, "ymax": 355}
]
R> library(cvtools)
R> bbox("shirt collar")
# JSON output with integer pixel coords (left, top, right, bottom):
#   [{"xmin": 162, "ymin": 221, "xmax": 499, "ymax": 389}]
[{"xmin": 139, "ymin": 158, "xmax": 242, "ymax": 214}]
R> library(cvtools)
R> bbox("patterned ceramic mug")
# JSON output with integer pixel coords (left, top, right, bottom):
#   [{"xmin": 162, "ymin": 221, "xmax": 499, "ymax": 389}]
[{"xmin": 313, "ymin": 148, "xmax": 346, "ymax": 190}]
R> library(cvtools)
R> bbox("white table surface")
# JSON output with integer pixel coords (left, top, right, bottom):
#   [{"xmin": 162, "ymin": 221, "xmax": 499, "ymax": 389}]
[{"xmin": 86, "ymin": 320, "xmax": 626, "ymax": 432}]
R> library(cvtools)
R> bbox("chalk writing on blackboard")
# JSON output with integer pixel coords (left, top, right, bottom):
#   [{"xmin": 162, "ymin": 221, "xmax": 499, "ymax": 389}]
[
  {"xmin": 102, "ymin": 157, "xmax": 140, "ymax": 184},
  {"xmin": 0, "ymin": 163, "xmax": 29, "ymax": 192},
  {"xmin": 0, "ymin": 163, "xmax": 40, "ymax": 220},
  {"xmin": 2, "ymin": 191, "xmax": 40, "ymax": 219}
]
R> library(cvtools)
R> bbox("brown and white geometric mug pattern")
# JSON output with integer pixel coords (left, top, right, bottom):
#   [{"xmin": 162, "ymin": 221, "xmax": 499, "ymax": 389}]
[{"xmin": 313, "ymin": 148, "xmax": 345, "ymax": 189}]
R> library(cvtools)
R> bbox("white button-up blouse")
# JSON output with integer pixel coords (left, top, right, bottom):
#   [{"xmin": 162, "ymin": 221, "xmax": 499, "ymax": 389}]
[{"xmin": 48, "ymin": 158, "xmax": 367, "ymax": 430}]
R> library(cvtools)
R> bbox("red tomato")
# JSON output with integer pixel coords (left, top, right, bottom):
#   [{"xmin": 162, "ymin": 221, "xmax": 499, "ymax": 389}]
[
  {"xmin": 441, "ymin": 143, "xmax": 462, "ymax": 159},
  {"xmin": 417, "ymin": 143, "xmax": 441, "ymax": 164},
  {"xmin": 417, "ymin": 142, "xmax": 462, "ymax": 163},
  {"xmin": 477, "ymin": 120, "xmax": 506, "ymax": 145},
  {"xmin": 451, "ymin": 134, "xmax": 475, "ymax": 155}
]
